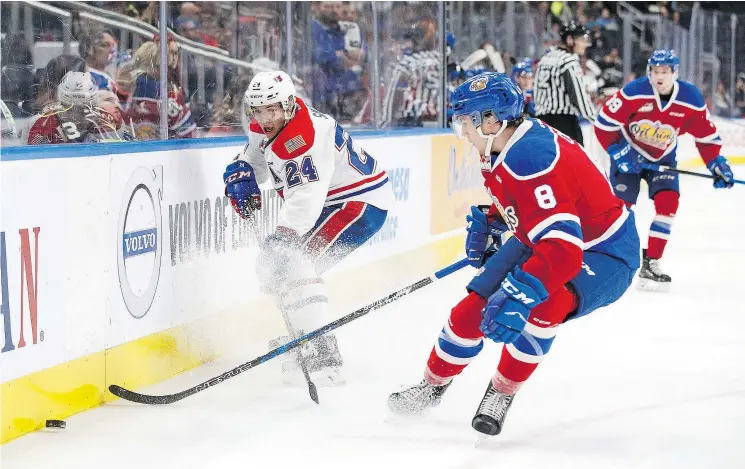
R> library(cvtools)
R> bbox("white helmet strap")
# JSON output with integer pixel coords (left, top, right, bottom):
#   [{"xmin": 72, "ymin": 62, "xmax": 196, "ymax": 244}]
[{"xmin": 477, "ymin": 120, "xmax": 507, "ymax": 156}]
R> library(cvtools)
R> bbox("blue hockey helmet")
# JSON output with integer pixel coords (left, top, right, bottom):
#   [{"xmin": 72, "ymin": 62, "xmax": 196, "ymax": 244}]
[
  {"xmin": 511, "ymin": 60, "xmax": 534, "ymax": 79},
  {"xmin": 647, "ymin": 49, "xmax": 679, "ymax": 79},
  {"xmin": 451, "ymin": 72, "xmax": 524, "ymax": 139}
]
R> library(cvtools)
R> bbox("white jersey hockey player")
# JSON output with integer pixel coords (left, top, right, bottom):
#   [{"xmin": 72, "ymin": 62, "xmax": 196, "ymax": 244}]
[{"xmin": 223, "ymin": 70, "xmax": 393, "ymax": 385}]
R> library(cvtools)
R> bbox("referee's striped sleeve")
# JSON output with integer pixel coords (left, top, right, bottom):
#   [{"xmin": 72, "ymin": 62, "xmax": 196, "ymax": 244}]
[{"xmin": 563, "ymin": 64, "xmax": 596, "ymax": 121}]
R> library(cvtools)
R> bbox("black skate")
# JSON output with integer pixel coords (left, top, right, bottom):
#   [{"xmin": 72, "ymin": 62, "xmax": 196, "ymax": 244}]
[
  {"xmin": 637, "ymin": 249, "xmax": 672, "ymax": 292},
  {"xmin": 388, "ymin": 380, "xmax": 452, "ymax": 415},
  {"xmin": 471, "ymin": 381, "xmax": 515, "ymax": 436}
]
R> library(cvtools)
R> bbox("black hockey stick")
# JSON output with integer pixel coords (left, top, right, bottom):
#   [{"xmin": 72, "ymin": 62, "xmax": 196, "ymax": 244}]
[
  {"xmin": 278, "ymin": 306, "xmax": 319, "ymax": 404},
  {"xmin": 641, "ymin": 163, "xmax": 745, "ymax": 186},
  {"xmin": 108, "ymin": 258, "xmax": 471, "ymax": 405},
  {"xmin": 246, "ymin": 214, "xmax": 319, "ymax": 405}
]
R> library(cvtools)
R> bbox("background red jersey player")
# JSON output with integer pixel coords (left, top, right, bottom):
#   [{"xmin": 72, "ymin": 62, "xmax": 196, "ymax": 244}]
[
  {"xmin": 27, "ymin": 71, "xmax": 130, "ymax": 144},
  {"xmin": 594, "ymin": 49, "xmax": 736, "ymax": 291},
  {"xmin": 388, "ymin": 73, "xmax": 640, "ymax": 436}
]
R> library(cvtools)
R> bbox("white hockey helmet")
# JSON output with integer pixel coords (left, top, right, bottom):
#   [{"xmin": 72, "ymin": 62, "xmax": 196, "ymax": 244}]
[
  {"xmin": 57, "ymin": 71, "xmax": 99, "ymax": 106},
  {"xmin": 244, "ymin": 71, "xmax": 297, "ymax": 120}
]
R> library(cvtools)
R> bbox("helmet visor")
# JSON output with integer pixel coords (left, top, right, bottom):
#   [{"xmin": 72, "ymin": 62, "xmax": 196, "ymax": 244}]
[
  {"xmin": 247, "ymin": 104, "xmax": 285, "ymax": 124},
  {"xmin": 451, "ymin": 110, "xmax": 483, "ymax": 139}
]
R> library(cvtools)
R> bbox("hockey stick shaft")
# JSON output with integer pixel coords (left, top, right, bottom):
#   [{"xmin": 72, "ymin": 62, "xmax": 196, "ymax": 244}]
[
  {"xmin": 278, "ymin": 306, "xmax": 319, "ymax": 404},
  {"xmin": 641, "ymin": 163, "xmax": 745, "ymax": 185},
  {"xmin": 246, "ymin": 214, "xmax": 319, "ymax": 404},
  {"xmin": 108, "ymin": 258, "xmax": 471, "ymax": 404}
]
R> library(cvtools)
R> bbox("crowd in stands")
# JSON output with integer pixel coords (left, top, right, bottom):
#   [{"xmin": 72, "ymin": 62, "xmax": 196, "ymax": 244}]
[{"xmin": 3, "ymin": 1, "xmax": 745, "ymax": 146}]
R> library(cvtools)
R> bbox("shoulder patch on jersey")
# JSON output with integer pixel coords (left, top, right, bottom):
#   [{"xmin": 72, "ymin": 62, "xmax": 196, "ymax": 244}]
[
  {"xmin": 502, "ymin": 120, "xmax": 559, "ymax": 179},
  {"xmin": 271, "ymin": 98, "xmax": 315, "ymax": 160},
  {"xmin": 621, "ymin": 77, "xmax": 654, "ymax": 99},
  {"xmin": 674, "ymin": 80, "xmax": 706, "ymax": 109}
]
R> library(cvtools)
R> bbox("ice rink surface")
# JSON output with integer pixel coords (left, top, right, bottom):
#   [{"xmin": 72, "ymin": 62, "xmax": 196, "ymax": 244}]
[{"xmin": 3, "ymin": 171, "xmax": 745, "ymax": 469}]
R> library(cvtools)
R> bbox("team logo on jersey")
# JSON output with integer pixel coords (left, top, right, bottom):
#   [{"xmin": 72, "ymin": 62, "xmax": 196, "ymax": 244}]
[
  {"xmin": 628, "ymin": 119, "xmax": 675, "ymax": 150},
  {"xmin": 480, "ymin": 153, "xmax": 491, "ymax": 173},
  {"xmin": 638, "ymin": 103, "xmax": 654, "ymax": 112},
  {"xmin": 469, "ymin": 77, "xmax": 488, "ymax": 92},
  {"xmin": 487, "ymin": 188, "xmax": 518, "ymax": 231},
  {"xmin": 259, "ymin": 137, "xmax": 270, "ymax": 153},
  {"xmin": 503, "ymin": 206, "xmax": 519, "ymax": 231}
]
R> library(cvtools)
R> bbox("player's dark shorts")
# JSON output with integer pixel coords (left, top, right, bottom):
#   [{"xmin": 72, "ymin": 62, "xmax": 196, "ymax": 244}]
[
  {"xmin": 536, "ymin": 113, "xmax": 583, "ymax": 145},
  {"xmin": 566, "ymin": 211, "xmax": 641, "ymax": 321},
  {"xmin": 302, "ymin": 201, "xmax": 387, "ymax": 273},
  {"xmin": 610, "ymin": 166, "xmax": 680, "ymax": 204}
]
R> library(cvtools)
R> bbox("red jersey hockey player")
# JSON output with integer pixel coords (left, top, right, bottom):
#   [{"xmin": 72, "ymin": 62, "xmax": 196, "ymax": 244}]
[
  {"xmin": 388, "ymin": 73, "xmax": 640, "ymax": 436},
  {"xmin": 28, "ymin": 71, "xmax": 130, "ymax": 144},
  {"xmin": 223, "ymin": 71, "xmax": 392, "ymax": 386},
  {"xmin": 594, "ymin": 49, "xmax": 735, "ymax": 291}
]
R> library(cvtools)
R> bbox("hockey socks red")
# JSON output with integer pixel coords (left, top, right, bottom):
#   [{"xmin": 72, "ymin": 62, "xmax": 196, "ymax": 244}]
[
  {"xmin": 425, "ymin": 292, "xmax": 486, "ymax": 385},
  {"xmin": 647, "ymin": 190, "xmax": 678, "ymax": 259}
]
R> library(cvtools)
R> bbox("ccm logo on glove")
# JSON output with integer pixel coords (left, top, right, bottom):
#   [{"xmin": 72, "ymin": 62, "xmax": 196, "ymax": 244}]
[{"xmin": 501, "ymin": 279, "xmax": 537, "ymax": 305}]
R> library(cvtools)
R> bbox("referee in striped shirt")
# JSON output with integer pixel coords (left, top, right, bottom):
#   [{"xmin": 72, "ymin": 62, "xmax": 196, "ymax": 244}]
[{"xmin": 534, "ymin": 22, "xmax": 596, "ymax": 145}]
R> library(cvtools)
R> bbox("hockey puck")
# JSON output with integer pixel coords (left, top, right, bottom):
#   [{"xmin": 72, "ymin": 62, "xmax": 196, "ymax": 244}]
[{"xmin": 45, "ymin": 419, "xmax": 66, "ymax": 430}]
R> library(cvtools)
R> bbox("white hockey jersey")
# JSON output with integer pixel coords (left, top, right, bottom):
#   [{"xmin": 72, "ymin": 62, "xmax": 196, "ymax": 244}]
[{"xmin": 238, "ymin": 98, "xmax": 393, "ymax": 236}]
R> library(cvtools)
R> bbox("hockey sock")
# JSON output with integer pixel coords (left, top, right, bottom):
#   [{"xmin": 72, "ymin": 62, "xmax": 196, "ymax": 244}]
[
  {"xmin": 425, "ymin": 292, "xmax": 486, "ymax": 385},
  {"xmin": 492, "ymin": 285, "xmax": 577, "ymax": 394},
  {"xmin": 647, "ymin": 190, "xmax": 679, "ymax": 259}
]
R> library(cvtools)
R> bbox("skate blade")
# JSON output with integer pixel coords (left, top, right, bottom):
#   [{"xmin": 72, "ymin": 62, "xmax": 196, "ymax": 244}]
[
  {"xmin": 282, "ymin": 364, "xmax": 346, "ymax": 387},
  {"xmin": 387, "ymin": 399, "xmax": 429, "ymax": 417},
  {"xmin": 636, "ymin": 278, "xmax": 671, "ymax": 292},
  {"xmin": 471, "ymin": 414, "xmax": 502, "ymax": 436}
]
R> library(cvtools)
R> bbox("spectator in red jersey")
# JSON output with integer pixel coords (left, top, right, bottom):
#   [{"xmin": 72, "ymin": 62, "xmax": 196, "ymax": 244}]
[
  {"xmin": 125, "ymin": 40, "xmax": 196, "ymax": 140},
  {"xmin": 28, "ymin": 64, "xmax": 130, "ymax": 145}
]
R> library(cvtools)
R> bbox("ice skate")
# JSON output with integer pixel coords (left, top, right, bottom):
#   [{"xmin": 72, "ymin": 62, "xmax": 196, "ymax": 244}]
[
  {"xmin": 637, "ymin": 249, "xmax": 672, "ymax": 292},
  {"xmin": 271, "ymin": 334, "xmax": 345, "ymax": 387},
  {"xmin": 471, "ymin": 380, "xmax": 515, "ymax": 436},
  {"xmin": 388, "ymin": 379, "xmax": 452, "ymax": 415}
]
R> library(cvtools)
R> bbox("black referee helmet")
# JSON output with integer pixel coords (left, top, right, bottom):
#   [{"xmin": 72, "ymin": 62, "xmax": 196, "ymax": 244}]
[{"xmin": 559, "ymin": 21, "xmax": 590, "ymax": 43}]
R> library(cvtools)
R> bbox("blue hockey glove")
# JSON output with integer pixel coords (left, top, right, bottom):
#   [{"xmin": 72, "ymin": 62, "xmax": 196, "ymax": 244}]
[
  {"xmin": 467, "ymin": 236, "xmax": 532, "ymax": 299},
  {"xmin": 480, "ymin": 267, "xmax": 548, "ymax": 344},
  {"xmin": 465, "ymin": 205, "xmax": 511, "ymax": 268},
  {"xmin": 706, "ymin": 155, "xmax": 734, "ymax": 189},
  {"xmin": 255, "ymin": 229, "xmax": 303, "ymax": 291},
  {"xmin": 223, "ymin": 159, "xmax": 262, "ymax": 219},
  {"xmin": 608, "ymin": 140, "xmax": 642, "ymax": 174}
]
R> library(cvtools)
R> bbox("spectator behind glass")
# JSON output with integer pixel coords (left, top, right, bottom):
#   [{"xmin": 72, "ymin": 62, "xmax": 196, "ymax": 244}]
[
  {"xmin": 176, "ymin": 16, "xmax": 204, "ymax": 43},
  {"xmin": 1, "ymin": 34, "xmax": 35, "ymax": 117},
  {"xmin": 79, "ymin": 26, "xmax": 123, "ymax": 101},
  {"xmin": 28, "ymin": 64, "xmax": 127, "ymax": 145},
  {"xmin": 736, "ymin": 73, "xmax": 745, "ymax": 117},
  {"xmin": 176, "ymin": 2, "xmax": 203, "ymax": 43},
  {"xmin": 714, "ymin": 81, "xmax": 733, "ymax": 117},
  {"xmin": 208, "ymin": 72, "xmax": 254, "ymax": 135},
  {"xmin": 34, "ymin": 55, "xmax": 88, "ymax": 110},
  {"xmin": 125, "ymin": 41, "xmax": 196, "ymax": 140},
  {"xmin": 311, "ymin": 1, "xmax": 366, "ymax": 121}
]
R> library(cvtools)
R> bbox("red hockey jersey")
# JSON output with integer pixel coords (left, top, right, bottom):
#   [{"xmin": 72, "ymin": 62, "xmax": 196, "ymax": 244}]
[
  {"xmin": 482, "ymin": 118, "xmax": 630, "ymax": 294},
  {"xmin": 27, "ymin": 101, "xmax": 127, "ymax": 145},
  {"xmin": 594, "ymin": 77, "xmax": 721, "ymax": 165},
  {"xmin": 124, "ymin": 73, "xmax": 196, "ymax": 141}
]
